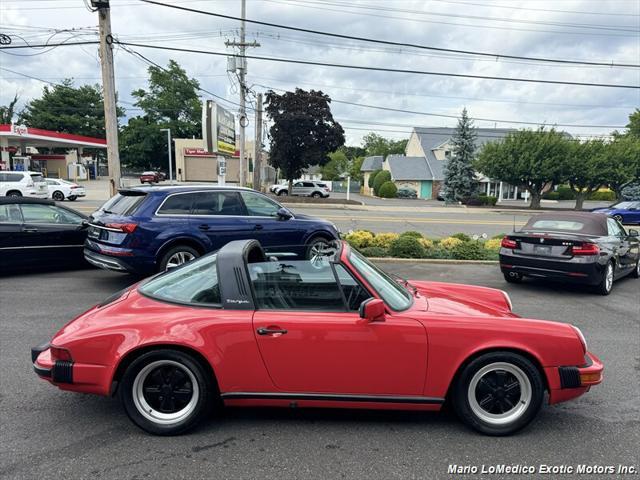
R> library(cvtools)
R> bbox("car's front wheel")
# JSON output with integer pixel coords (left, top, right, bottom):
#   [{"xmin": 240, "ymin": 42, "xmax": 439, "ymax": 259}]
[
  {"xmin": 158, "ymin": 245, "xmax": 200, "ymax": 271},
  {"xmin": 277, "ymin": 190, "xmax": 288, "ymax": 196},
  {"xmin": 453, "ymin": 351, "xmax": 544, "ymax": 436},
  {"xmin": 120, "ymin": 349, "xmax": 215, "ymax": 435},
  {"xmin": 631, "ymin": 258, "xmax": 640, "ymax": 279},
  {"xmin": 311, "ymin": 192, "xmax": 322, "ymax": 198}
]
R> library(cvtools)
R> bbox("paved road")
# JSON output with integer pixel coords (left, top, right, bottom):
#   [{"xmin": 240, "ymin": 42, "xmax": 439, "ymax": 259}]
[{"xmin": 1, "ymin": 265, "xmax": 638, "ymax": 479}]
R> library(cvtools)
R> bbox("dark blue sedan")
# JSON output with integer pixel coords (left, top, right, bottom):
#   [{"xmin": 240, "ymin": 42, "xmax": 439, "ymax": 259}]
[
  {"xmin": 593, "ymin": 200, "xmax": 640, "ymax": 225},
  {"xmin": 84, "ymin": 185, "xmax": 340, "ymax": 275}
]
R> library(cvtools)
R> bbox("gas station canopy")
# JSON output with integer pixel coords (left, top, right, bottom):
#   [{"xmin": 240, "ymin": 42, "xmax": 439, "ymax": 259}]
[{"xmin": 0, "ymin": 124, "xmax": 107, "ymax": 150}]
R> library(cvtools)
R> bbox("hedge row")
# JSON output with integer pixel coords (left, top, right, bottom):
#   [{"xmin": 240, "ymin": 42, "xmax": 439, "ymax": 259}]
[
  {"xmin": 344, "ymin": 230, "xmax": 505, "ymax": 260},
  {"xmin": 542, "ymin": 186, "xmax": 616, "ymax": 201}
]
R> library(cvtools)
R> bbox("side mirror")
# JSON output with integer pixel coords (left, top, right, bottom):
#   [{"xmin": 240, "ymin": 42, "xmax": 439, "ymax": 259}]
[
  {"xmin": 628, "ymin": 229, "xmax": 639, "ymax": 237},
  {"xmin": 358, "ymin": 298, "xmax": 386, "ymax": 323},
  {"xmin": 277, "ymin": 207, "xmax": 292, "ymax": 220}
]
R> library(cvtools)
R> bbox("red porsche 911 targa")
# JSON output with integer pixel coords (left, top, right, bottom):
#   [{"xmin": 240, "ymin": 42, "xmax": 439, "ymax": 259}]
[{"xmin": 32, "ymin": 240, "xmax": 603, "ymax": 436}]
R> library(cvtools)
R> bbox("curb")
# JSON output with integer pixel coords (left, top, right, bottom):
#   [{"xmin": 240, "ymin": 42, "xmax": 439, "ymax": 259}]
[{"xmin": 369, "ymin": 257, "xmax": 498, "ymax": 265}]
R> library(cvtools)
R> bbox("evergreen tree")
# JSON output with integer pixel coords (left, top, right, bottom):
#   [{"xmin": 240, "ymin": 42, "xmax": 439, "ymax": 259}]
[{"xmin": 442, "ymin": 108, "xmax": 478, "ymax": 202}]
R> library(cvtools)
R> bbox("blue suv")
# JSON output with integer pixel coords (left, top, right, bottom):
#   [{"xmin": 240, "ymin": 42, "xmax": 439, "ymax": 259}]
[{"xmin": 84, "ymin": 185, "xmax": 340, "ymax": 275}]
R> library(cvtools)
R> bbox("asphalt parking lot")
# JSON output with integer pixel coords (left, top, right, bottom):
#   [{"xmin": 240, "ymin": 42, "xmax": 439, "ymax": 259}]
[{"xmin": 0, "ymin": 264, "xmax": 638, "ymax": 480}]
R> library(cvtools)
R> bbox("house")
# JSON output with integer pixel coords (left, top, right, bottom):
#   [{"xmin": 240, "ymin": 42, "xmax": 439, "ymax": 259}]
[
  {"xmin": 360, "ymin": 155, "xmax": 383, "ymax": 195},
  {"xmin": 384, "ymin": 155, "xmax": 438, "ymax": 199}
]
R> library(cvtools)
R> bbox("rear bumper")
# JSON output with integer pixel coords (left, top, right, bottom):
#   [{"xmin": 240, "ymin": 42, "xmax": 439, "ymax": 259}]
[
  {"xmin": 547, "ymin": 351, "xmax": 604, "ymax": 404},
  {"xmin": 84, "ymin": 248, "xmax": 131, "ymax": 272},
  {"xmin": 500, "ymin": 252, "xmax": 602, "ymax": 285},
  {"xmin": 84, "ymin": 241, "xmax": 156, "ymax": 275}
]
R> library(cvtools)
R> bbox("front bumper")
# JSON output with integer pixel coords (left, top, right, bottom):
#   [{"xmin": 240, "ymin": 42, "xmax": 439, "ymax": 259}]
[{"xmin": 546, "ymin": 351, "xmax": 604, "ymax": 404}]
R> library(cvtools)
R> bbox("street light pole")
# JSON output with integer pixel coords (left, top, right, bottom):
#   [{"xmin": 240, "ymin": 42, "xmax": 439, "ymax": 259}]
[{"xmin": 160, "ymin": 128, "xmax": 173, "ymax": 184}]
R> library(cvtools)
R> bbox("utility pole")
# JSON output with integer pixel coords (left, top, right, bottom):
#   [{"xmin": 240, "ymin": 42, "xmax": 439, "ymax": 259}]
[
  {"xmin": 253, "ymin": 93, "xmax": 263, "ymax": 191},
  {"xmin": 94, "ymin": 0, "xmax": 121, "ymax": 196},
  {"xmin": 160, "ymin": 128, "xmax": 173, "ymax": 184},
  {"xmin": 225, "ymin": 0, "xmax": 259, "ymax": 187}
]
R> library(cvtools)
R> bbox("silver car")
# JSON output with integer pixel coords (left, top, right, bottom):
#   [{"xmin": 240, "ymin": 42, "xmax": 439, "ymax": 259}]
[{"xmin": 274, "ymin": 181, "xmax": 330, "ymax": 198}]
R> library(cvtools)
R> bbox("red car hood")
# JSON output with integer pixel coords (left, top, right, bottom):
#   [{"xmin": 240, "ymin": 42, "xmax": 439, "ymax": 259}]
[{"xmin": 410, "ymin": 280, "xmax": 516, "ymax": 317}]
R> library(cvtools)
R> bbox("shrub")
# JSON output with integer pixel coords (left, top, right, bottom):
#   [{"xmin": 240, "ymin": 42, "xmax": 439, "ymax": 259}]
[
  {"xmin": 344, "ymin": 230, "xmax": 374, "ymax": 249},
  {"xmin": 388, "ymin": 236, "xmax": 426, "ymax": 258},
  {"xmin": 373, "ymin": 170, "xmax": 391, "ymax": 196},
  {"xmin": 368, "ymin": 169, "xmax": 382, "ymax": 188},
  {"xmin": 484, "ymin": 238, "xmax": 502, "ymax": 251},
  {"xmin": 451, "ymin": 233, "xmax": 471, "ymax": 242},
  {"xmin": 399, "ymin": 230, "xmax": 423, "ymax": 239},
  {"xmin": 556, "ymin": 186, "xmax": 576, "ymax": 200},
  {"xmin": 588, "ymin": 190, "xmax": 616, "ymax": 201},
  {"xmin": 622, "ymin": 183, "xmax": 640, "ymax": 200},
  {"xmin": 418, "ymin": 238, "xmax": 434, "ymax": 250},
  {"xmin": 359, "ymin": 246, "xmax": 388, "ymax": 257},
  {"xmin": 491, "ymin": 233, "xmax": 507, "ymax": 239},
  {"xmin": 452, "ymin": 241, "xmax": 488, "ymax": 260},
  {"xmin": 461, "ymin": 196, "xmax": 482, "ymax": 206},
  {"xmin": 544, "ymin": 191, "xmax": 560, "ymax": 200},
  {"xmin": 439, "ymin": 237, "xmax": 463, "ymax": 250},
  {"xmin": 478, "ymin": 195, "xmax": 498, "ymax": 206},
  {"xmin": 370, "ymin": 232, "xmax": 400, "ymax": 249},
  {"xmin": 425, "ymin": 246, "xmax": 453, "ymax": 259},
  {"xmin": 378, "ymin": 181, "xmax": 398, "ymax": 198}
]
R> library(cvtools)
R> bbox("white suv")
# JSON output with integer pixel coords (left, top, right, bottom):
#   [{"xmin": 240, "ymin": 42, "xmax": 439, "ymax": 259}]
[
  {"xmin": 272, "ymin": 181, "xmax": 330, "ymax": 198},
  {"xmin": 0, "ymin": 171, "xmax": 49, "ymax": 198}
]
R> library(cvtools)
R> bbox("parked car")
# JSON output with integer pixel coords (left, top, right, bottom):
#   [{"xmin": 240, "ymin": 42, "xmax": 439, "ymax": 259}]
[
  {"xmin": 140, "ymin": 171, "xmax": 161, "ymax": 184},
  {"xmin": 273, "ymin": 181, "xmax": 330, "ymax": 198},
  {"xmin": 397, "ymin": 187, "xmax": 417, "ymax": 199},
  {"xmin": 84, "ymin": 185, "xmax": 340, "ymax": 275},
  {"xmin": 436, "ymin": 191, "xmax": 445, "ymax": 201},
  {"xmin": 0, "ymin": 197, "xmax": 88, "ymax": 272},
  {"xmin": 0, "ymin": 171, "xmax": 48, "ymax": 198},
  {"xmin": 46, "ymin": 178, "xmax": 86, "ymax": 201},
  {"xmin": 32, "ymin": 238, "xmax": 603, "ymax": 436},
  {"xmin": 268, "ymin": 182, "xmax": 286, "ymax": 193},
  {"xmin": 592, "ymin": 200, "xmax": 640, "ymax": 225},
  {"xmin": 500, "ymin": 212, "xmax": 640, "ymax": 294}
]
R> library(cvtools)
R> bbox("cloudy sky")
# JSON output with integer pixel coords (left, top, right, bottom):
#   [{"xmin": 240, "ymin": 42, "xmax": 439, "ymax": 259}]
[{"xmin": 1, "ymin": 0, "xmax": 639, "ymax": 146}]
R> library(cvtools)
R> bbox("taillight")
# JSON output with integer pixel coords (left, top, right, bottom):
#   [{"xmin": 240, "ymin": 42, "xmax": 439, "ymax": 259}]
[
  {"xmin": 71, "ymin": 185, "xmax": 80, "ymax": 189},
  {"xmin": 501, "ymin": 237, "xmax": 517, "ymax": 249},
  {"xmin": 50, "ymin": 346, "xmax": 72, "ymax": 362},
  {"xmin": 106, "ymin": 223, "xmax": 137, "ymax": 233},
  {"xmin": 571, "ymin": 243, "xmax": 599, "ymax": 256}
]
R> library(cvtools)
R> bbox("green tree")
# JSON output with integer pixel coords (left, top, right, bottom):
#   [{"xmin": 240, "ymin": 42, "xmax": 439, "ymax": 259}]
[
  {"xmin": 349, "ymin": 156, "xmax": 365, "ymax": 181},
  {"xmin": 266, "ymin": 88, "xmax": 344, "ymax": 190},
  {"xmin": 321, "ymin": 150, "xmax": 350, "ymax": 180},
  {"xmin": 566, "ymin": 139, "xmax": 609, "ymax": 210},
  {"xmin": 373, "ymin": 170, "xmax": 391, "ymax": 196},
  {"xmin": 475, "ymin": 128, "xmax": 570, "ymax": 209},
  {"xmin": 121, "ymin": 60, "xmax": 202, "ymax": 169},
  {"xmin": 624, "ymin": 108, "xmax": 640, "ymax": 138},
  {"xmin": 0, "ymin": 94, "xmax": 19, "ymax": 124},
  {"xmin": 19, "ymin": 79, "xmax": 123, "ymax": 138},
  {"xmin": 362, "ymin": 133, "xmax": 408, "ymax": 157},
  {"xmin": 368, "ymin": 169, "xmax": 382, "ymax": 188},
  {"xmin": 442, "ymin": 108, "xmax": 478, "ymax": 202},
  {"xmin": 338, "ymin": 145, "xmax": 366, "ymax": 160},
  {"xmin": 603, "ymin": 135, "xmax": 640, "ymax": 200}
]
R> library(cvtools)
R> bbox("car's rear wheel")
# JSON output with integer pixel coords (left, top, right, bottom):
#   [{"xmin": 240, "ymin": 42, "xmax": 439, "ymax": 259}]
[
  {"xmin": 595, "ymin": 261, "xmax": 614, "ymax": 295},
  {"xmin": 68, "ymin": 196, "xmax": 77, "ymax": 201},
  {"xmin": 52, "ymin": 190, "xmax": 65, "ymax": 201},
  {"xmin": 453, "ymin": 352, "xmax": 544, "ymax": 436},
  {"xmin": 120, "ymin": 349, "xmax": 215, "ymax": 435},
  {"xmin": 631, "ymin": 258, "xmax": 640, "ymax": 279},
  {"xmin": 277, "ymin": 190, "xmax": 288, "ymax": 196},
  {"xmin": 503, "ymin": 271, "xmax": 523, "ymax": 283},
  {"xmin": 311, "ymin": 192, "xmax": 322, "ymax": 198},
  {"xmin": 6, "ymin": 190, "xmax": 22, "ymax": 197},
  {"xmin": 613, "ymin": 214, "xmax": 624, "ymax": 223},
  {"xmin": 158, "ymin": 245, "xmax": 200, "ymax": 271}
]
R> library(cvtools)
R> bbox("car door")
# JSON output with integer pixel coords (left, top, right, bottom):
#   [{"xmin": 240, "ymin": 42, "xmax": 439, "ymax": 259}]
[
  {"xmin": 0, "ymin": 203, "xmax": 27, "ymax": 270},
  {"xmin": 291, "ymin": 181, "xmax": 306, "ymax": 197},
  {"xmin": 238, "ymin": 191, "xmax": 307, "ymax": 250},
  {"xmin": 630, "ymin": 202, "xmax": 640, "ymax": 223},
  {"xmin": 250, "ymin": 259, "xmax": 428, "ymax": 395},
  {"xmin": 607, "ymin": 217, "xmax": 632, "ymax": 274},
  {"xmin": 18, "ymin": 203, "xmax": 88, "ymax": 268},
  {"xmin": 189, "ymin": 190, "xmax": 255, "ymax": 251}
]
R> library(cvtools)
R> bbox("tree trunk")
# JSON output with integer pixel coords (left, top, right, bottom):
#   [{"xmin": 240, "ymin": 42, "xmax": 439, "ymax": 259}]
[
  {"xmin": 529, "ymin": 191, "xmax": 542, "ymax": 209},
  {"xmin": 288, "ymin": 179, "xmax": 293, "ymax": 196},
  {"xmin": 574, "ymin": 192, "xmax": 587, "ymax": 210}
]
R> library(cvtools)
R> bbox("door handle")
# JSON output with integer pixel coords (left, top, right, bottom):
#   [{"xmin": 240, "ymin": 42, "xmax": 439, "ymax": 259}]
[
  {"xmin": 257, "ymin": 327, "xmax": 288, "ymax": 336},
  {"xmin": 22, "ymin": 227, "xmax": 38, "ymax": 233},
  {"xmin": 254, "ymin": 224, "xmax": 264, "ymax": 230},
  {"xmin": 198, "ymin": 224, "xmax": 210, "ymax": 231}
]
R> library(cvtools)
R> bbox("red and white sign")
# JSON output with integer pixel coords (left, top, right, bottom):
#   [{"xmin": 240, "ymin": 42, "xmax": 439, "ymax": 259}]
[{"xmin": 184, "ymin": 148, "xmax": 215, "ymax": 157}]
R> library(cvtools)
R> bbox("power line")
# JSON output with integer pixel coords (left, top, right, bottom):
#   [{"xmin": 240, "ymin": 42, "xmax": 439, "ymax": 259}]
[{"xmin": 139, "ymin": 0, "xmax": 640, "ymax": 68}]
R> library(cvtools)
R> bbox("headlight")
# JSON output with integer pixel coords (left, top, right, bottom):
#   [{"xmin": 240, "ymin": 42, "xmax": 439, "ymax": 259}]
[
  {"xmin": 572, "ymin": 325, "xmax": 587, "ymax": 354},
  {"xmin": 501, "ymin": 290, "xmax": 513, "ymax": 311}
]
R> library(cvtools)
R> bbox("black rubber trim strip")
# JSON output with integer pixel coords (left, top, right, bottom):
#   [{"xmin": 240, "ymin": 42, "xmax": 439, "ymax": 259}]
[
  {"xmin": 31, "ymin": 342, "xmax": 50, "ymax": 363},
  {"xmin": 221, "ymin": 392, "xmax": 444, "ymax": 404},
  {"xmin": 33, "ymin": 364, "xmax": 51, "ymax": 378},
  {"xmin": 558, "ymin": 366, "xmax": 581, "ymax": 389}
]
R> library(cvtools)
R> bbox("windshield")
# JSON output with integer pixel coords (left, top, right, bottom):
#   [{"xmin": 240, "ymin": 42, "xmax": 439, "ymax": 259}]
[
  {"xmin": 348, "ymin": 249, "xmax": 413, "ymax": 311},
  {"xmin": 29, "ymin": 173, "xmax": 44, "ymax": 183},
  {"xmin": 139, "ymin": 254, "xmax": 220, "ymax": 306},
  {"xmin": 99, "ymin": 192, "xmax": 147, "ymax": 216}
]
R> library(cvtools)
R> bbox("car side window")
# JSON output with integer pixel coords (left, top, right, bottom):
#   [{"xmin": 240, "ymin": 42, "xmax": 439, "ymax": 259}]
[
  {"xmin": 248, "ymin": 260, "xmax": 346, "ymax": 311},
  {"xmin": 293, "ymin": 182, "xmax": 303, "ymax": 187},
  {"xmin": 303, "ymin": 182, "xmax": 315, "ymax": 187},
  {"xmin": 46, "ymin": 180, "xmax": 58, "ymax": 186},
  {"xmin": 607, "ymin": 218, "xmax": 625, "ymax": 237},
  {"xmin": 192, "ymin": 192, "xmax": 245, "ymax": 216},
  {"xmin": 240, "ymin": 192, "xmax": 280, "ymax": 217},
  {"xmin": 20, "ymin": 204, "xmax": 83, "ymax": 224},
  {"xmin": 334, "ymin": 264, "xmax": 373, "ymax": 311},
  {"xmin": 0, "ymin": 204, "xmax": 23, "ymax": 223},
  {"xmin": 157, "ymin": 193, "xmax": 197, "ymax": 215}
]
